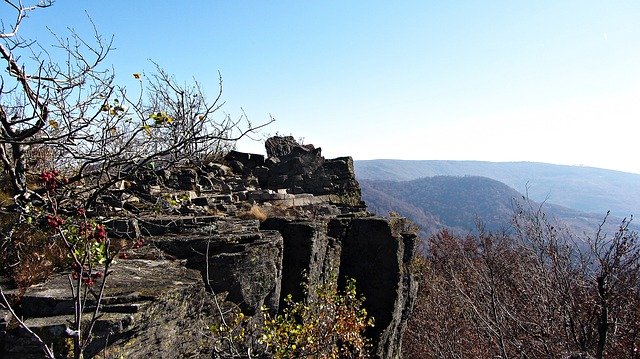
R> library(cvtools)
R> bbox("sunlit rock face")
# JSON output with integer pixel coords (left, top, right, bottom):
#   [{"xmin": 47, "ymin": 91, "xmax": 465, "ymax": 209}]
[{"xmin": 1, "ymin": 136, "xmax": 416, "ymax": 358}]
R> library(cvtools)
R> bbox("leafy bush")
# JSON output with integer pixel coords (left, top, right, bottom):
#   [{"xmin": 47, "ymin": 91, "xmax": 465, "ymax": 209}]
[{"xmin": 260, "ymin": 278, "xmax": 374, "ymax": 359}]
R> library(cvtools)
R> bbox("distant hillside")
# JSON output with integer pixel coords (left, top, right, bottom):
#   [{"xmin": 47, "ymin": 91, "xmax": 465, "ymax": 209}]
[
  {"xmin": 361, "ymin": 176, "xmax": 633, "ymax": 238},
  {"xmin": 355, "ymin": 160, "xmax": 640, "ymax": 218}
]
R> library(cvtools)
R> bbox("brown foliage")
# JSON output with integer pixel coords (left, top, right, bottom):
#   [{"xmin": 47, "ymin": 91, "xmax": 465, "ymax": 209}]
[
  {"xmin": 403, "ymin": 208, "xmax": 640, "ymax": 359},
  {"xmin": 0, "ymin": 212, "xmax": 67, "ymax": 290}
]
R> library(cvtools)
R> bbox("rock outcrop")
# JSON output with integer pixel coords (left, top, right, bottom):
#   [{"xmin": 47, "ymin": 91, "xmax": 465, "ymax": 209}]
[
  {"xmin": 263, "ymin": 216, "xmax": 417, "ymax": 358},
  {"xmin": 2, "ymin": 259, "xmax": 214, "ymax": 358},
  {"xmin": 227, "ymin": 135, "xmax": 363, "ymax": 206},
  {"xmin": 1, "ymin": 136, "xmax": 417, "ymax": 358}
]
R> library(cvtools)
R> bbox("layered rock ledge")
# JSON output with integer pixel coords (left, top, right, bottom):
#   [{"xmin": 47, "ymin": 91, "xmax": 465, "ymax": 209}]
[{"xmin": 1, "ymin": 136, "xmax": 417, "ymax": 358}]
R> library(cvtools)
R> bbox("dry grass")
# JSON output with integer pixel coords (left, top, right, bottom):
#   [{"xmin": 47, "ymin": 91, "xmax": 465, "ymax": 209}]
[
  {"xmin": 0, "ymin": 189, "xmax": 13, "ymax": 206},
  {"xmin": 238, "ymin": 205, "xmax": 268, "ymax": 222},
  {"xmin": 0, "ymin": 172, "xmax": 14, "ymax": 206},
  {"xmin": 0, "ymin": 213, "xmax": 68, "ymax": 291}
]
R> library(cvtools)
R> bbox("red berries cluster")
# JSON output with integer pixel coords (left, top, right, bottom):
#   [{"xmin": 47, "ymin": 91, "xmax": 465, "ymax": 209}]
[
  {"xmin": 92, "ymin": 224, "xmax": 108, "ymax": 242},
  {"xmin": 39, "ymin": 170, "xmax": 61, "ymax": 191},
  {"xmin": 133, "ymin": 238, "xmax": 144, "ymax": 249},
  {"xmin": 46, "ymin": 215, "xmax": 65, "ymax": 229},
  {"xmin": 79, "ymin": 223, "xmax": 108, "ymax": 242},
  {"xmin": 71, "ymin": 262, "xmax": 103, "ymax": 287}
]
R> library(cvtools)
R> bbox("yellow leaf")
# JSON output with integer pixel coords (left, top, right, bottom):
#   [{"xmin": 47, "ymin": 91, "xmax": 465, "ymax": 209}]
[{"xmin": 48, "ymin": 119, "xmax": 59, "ymax": 129}]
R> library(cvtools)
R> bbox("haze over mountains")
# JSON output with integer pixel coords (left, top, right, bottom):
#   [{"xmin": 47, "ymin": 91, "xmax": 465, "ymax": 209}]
[
  {"xmin": 355, "ymin": 160, "xmax": 640, "ymax": 217},
  {"xmin": 354, "ymin": 160, "xmax": 640, "ymax": 237}
]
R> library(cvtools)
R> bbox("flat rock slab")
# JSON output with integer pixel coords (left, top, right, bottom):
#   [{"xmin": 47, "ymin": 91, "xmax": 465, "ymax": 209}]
[
  {"xmin": 3, "ymin": 259, "xmax": 210, "ymax": 359},
  {"xmin": 20, "ymin": 258, "xmax": 202, "ymax": 317}
]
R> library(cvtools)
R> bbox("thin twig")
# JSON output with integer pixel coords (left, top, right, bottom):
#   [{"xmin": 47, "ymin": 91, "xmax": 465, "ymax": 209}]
[{"xmin": 0, "ymin": 285, "xmax": 56, "ymax": 358}]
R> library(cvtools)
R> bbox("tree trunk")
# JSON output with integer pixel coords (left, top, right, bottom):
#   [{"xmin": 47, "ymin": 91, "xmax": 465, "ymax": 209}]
[
  {"xmin": 596, "ymin": 276, "xmax": 608, "ymax": 359},
  {"xmin": 11, "ymin": 142, "xmax": 28, "ymax": 201}
]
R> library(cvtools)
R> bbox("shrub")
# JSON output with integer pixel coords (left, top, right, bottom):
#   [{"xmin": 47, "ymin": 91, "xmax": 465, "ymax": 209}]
[
  {"xmin": 260, "ymin": 278, "xmax": 374, "ymax": 359},
  {"xmin": 403, "ymin": 208, "xmax": 640, "ymax": 359},
  {"xmin": 0, "ymin": 212, "xmax": 67, "ymax": 290}
]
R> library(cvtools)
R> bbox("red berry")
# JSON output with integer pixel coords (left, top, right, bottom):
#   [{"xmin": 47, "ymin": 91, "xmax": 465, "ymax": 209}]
[
  {"xmin": 133, "ymin": 238, "xmax": 144, "ymax": 249},
  {"xmin": 39, "ymin": 170, "xmax": 61, "ymax": 192},
  {"xmin": 46, "ymin": 215, "xmax": 64, "ymax": 229}
]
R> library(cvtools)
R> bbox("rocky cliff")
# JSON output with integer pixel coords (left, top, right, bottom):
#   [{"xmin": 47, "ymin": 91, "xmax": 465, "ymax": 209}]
[{"xmin": 1, "ymin": 136, "xmax": 417, "ymax": 358}]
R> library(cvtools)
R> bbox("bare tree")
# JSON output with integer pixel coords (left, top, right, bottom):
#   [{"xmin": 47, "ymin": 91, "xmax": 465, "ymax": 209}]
[
  {"xmin": 404, "ymin": 200, "xmax": 640, "ymax": 359},
  {"xmin": 0, "ymin": 0, "xmax": 272, "ymax": 211},
  {"xmin": 0, "ymin": 2, "xmax": 273, "ymax": 357},
  {"xmin": 587, "ymin": 213, "xmax": 640, "ymax": 358}
]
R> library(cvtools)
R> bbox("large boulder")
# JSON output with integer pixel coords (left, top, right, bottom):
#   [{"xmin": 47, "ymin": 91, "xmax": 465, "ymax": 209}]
[
  {"xmin": 225, "ymin": 150, "xmax": 265, "ymax": 176},
  {"xmin": 265, "ymin": 135, "xmax": 316, "ymax": 158},
  {"xmin": 262, "ymin": 136, "xmax": 363, "ymax": 206}
]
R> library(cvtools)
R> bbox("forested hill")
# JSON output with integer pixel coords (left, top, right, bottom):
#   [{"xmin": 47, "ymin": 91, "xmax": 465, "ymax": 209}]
[
  {"xmin": 355, "ymin": 160, "xmax": 640, "ymax": 218},
  {"xmin": 360, "ymin": 175, "xmax": 631, "ymax": 238}
]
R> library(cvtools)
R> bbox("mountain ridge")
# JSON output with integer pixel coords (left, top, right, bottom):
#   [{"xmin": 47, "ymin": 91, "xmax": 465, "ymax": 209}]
[
  {"xmin": 355, "ymin": 159, "xmax": 640, "ymax": 217},
  {"xmin": 360, "ymin": 175, "xmax": 635, "ymax": 240}
]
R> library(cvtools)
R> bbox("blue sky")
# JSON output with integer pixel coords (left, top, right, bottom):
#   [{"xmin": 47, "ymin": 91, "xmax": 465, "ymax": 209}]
[{"xmin": 17, "ymin": 1, "xmax": 640, "ymax": 174}]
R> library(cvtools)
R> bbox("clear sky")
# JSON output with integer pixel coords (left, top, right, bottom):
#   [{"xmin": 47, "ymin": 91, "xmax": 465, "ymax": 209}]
[{"xmin": 16, "ymin": 1, "xmax": 640, "ymax": 174}]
